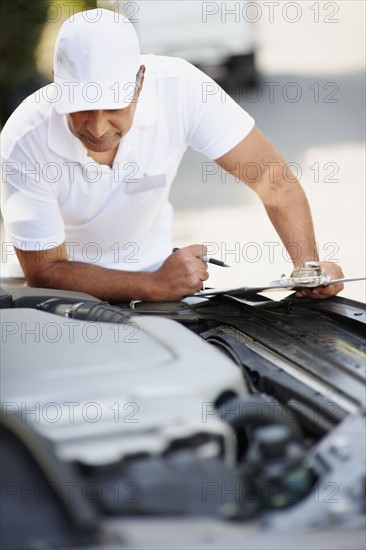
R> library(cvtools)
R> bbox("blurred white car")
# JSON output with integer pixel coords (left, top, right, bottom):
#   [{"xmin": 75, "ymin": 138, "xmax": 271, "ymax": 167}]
[{"xmin": 101, "ymin": 0, "xmax": 257, "ymax": 85}]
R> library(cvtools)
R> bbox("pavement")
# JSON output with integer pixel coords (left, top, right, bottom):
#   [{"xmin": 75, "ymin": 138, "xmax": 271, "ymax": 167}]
[{"xmin": 169, "ymin": 1, "xmax": 366, "ymax": 302}]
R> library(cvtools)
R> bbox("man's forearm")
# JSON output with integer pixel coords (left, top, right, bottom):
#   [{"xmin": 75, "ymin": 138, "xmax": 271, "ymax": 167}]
[
  {"xmin": 258, "ymin": 168, "xmax": 319, "ymax": 267},
  {"xmin": 264, "ymin": 186, "xmax": 319, "ymax": 267},
  {"xmin": 35, "ymin": 260, "xmax": 155, "ymax": 302},
  {"xmin": 215, "ymin": 128, "xmax": 319, "ymax": 267},
  {"xmin": 22, "ymin": 243, "xmax": 209, "ymax": 302}
]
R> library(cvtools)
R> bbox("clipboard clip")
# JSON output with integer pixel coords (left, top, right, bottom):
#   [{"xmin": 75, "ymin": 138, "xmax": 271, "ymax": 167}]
[{"xmin": 280, "ymin": 261, "xmax": 331, "ymax": 288}]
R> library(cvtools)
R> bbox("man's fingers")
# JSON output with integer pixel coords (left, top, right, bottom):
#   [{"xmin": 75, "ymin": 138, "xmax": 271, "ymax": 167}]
[
  {"xmin": 184, "ymin": 243, "xmax": 208, "ymax": 259},
  {"xmin": 293, "ymin": 262, "xmax": 345, "ymax": 300},
  {"xmin": 313, "ymin": 283, "xmax": 344, "ymax": 297},
  {"xmin": 158, "ymin": 245, "xmax": 210, "ymax": 298},
  {"xmin": 319, "ymin": 262, "xmax": 344, "ymax": 280},
  {"xmin": 296, "ymin": 282, "xmax": 344, "ymax": 300},
  {"xmin": 200, "ymin": 269, "xmax": 209, "ymax": 281},
  {"xmin": 172, "ymin": 244, "xmax": 208, "ymax": 262}
]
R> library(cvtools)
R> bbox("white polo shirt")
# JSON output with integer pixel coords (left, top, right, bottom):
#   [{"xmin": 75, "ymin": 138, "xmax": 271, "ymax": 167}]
[{"xmin": 1, "ymin": 55, "xmax": 254, "ymax": 276}]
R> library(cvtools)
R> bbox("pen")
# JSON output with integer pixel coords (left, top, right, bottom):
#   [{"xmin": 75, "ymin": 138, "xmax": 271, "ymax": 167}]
[{"xmin": 172, "ymin": 248, "xmax": 231, "ymax": 268}]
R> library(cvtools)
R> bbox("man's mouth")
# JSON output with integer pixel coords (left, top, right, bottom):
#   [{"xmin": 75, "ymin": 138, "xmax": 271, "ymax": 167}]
[{"xmin": 85, "ymin": 135, "xmax": 112, "ymax": 145}]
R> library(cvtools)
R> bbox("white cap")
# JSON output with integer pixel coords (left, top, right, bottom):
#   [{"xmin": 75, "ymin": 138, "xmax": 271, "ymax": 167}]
[{"xmin": 53, "ymin": 8, "xmax": 141, "ymax": 114}]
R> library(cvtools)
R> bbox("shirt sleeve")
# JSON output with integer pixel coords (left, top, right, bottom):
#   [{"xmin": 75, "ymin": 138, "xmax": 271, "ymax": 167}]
[
  {"xmin": 182, "ymin": 60, "xmax": 255, "ymax": 159},
  {"xmin": 1, "ymin": 143, "xmax": 65, "ymax": 251}
]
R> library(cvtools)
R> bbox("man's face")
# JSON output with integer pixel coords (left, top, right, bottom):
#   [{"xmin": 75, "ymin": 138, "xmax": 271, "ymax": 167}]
[
  {"xmin": 65, "ymin": 69, "xmax": 144, "ymax": 154},
  {"xmin": 66, "ymin": 103, "xmax": 137, "ymax": 154}
]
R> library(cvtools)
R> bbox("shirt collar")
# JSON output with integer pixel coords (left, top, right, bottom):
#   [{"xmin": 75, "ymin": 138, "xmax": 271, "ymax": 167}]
[{"xmin": 48, "ymin": 106, "xmax": 85, "ymax": 162}]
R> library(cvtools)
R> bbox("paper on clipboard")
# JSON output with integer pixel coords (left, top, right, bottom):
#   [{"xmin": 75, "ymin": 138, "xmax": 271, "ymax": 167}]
[{"xmin": 197, "ymin": 277, "xmax": 366, "ymax": 298}]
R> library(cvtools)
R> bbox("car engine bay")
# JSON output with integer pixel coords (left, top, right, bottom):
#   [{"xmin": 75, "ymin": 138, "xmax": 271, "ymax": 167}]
[{"xmin": 1, "ymin": 283, "xmax": 365, "ymax": 549}]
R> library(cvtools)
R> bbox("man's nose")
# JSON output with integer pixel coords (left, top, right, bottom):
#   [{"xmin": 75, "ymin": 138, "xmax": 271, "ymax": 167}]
[{"xmin": 86, "ymin": 111, "xmax": 109, "ymax": 137}]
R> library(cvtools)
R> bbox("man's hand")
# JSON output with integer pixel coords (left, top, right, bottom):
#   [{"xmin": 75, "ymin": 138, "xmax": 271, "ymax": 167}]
[
  {"xmin": 148, "ymin": 244, "xmax": 209, "ymax": 301},
  {"xmin": 295, "ymin": 262, "xmax": 345, "ymax": 300}
]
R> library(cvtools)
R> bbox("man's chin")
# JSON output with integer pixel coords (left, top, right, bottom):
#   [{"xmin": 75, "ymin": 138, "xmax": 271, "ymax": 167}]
[{"xmin": 83, "ymin": 139, "xmax": 117, "ymax": 153}]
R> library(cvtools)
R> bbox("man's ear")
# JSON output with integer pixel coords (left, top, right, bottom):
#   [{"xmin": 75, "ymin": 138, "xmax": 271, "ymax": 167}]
[{"xmin": 136, "ymin": 64, "xmax": 146, "ymax": 93}]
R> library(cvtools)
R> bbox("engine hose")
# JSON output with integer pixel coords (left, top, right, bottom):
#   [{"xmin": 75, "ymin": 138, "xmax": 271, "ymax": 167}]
[
  {"xmin": 218, "ymin": 394, "xmax": 303, "ymax": 441},
  {"xmin": 36, "ymin": 298, "xmax": 132, "ymax": 324}
]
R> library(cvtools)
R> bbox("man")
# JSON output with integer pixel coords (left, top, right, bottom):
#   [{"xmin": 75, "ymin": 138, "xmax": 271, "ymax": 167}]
[{"xmin": 1, "ymin": 8, "xmax": 344, "ymax": 301}]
